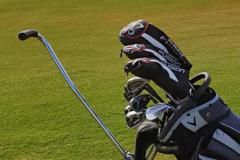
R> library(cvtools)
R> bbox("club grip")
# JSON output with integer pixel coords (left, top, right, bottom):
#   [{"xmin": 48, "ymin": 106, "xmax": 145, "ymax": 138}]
[{"xmin": 18, "ymin": 30, "xmax": 38, "ymax": 40}]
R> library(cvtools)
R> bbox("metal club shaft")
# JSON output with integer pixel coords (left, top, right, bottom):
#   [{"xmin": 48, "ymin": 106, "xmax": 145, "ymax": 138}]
[{"xmin": 18, "ymin": 30, "xmax": 129, "ymax": 159}]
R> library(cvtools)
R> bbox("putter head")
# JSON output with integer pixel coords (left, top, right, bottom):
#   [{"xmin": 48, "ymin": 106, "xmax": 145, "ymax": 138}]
[
  {"xmin": 146, "ymin": 103, "xmax": 174, "ymax": 121},
  {"xmin": 124, "ymin": 77, "xmax": 148, "ymax": 101}
]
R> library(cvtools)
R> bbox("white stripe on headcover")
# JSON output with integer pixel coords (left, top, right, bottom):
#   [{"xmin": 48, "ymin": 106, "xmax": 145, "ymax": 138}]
[
  {"xmin": 151, "ymin": 59, "xmax": 178, "ymax": 82},
  {"xmin": 199, "ymin": 154, "xmax": 217, "ymax": 160},
  {"xmin": 141, "ymin": 33, "xmax": 169, "ymax": 54},
  {"xmin": 213, "ymin": 129, "xmax": 240, "ymax": 155},
  {"xmin": 144, "ymin": 48, "xmax": 167, "ymax": 62}
]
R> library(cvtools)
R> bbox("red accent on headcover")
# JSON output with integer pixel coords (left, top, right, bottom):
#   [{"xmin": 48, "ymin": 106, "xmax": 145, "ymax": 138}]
[{"xmin": 124, "ymin": 21, "xmax": 149, "ymax": 40}]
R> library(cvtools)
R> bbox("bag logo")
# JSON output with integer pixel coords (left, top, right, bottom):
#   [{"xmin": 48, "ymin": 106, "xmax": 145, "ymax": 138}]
[{"xmin": 187, "ymin": 116, "xmax": 196, "ymax": 126}]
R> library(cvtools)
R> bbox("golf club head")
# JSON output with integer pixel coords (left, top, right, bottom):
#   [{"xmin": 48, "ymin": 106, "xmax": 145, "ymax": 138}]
[
  {"xmin": 124, "ymin": 94, "xmax": 151, "ymax": 129},
  {"xmin": 124, "ymin": 105, "xmax": 132, "ymax": 115},
  {"xmin": 125, "ymin": 153, "xmax": 135, "ymax": 160},
  {"xmin": 124, "ymin": 77, "xmax": 148, "ymax": 100},
  {"xmin": 125, "ymin": 110, "xmax": 145, "ymax": 129},
  {"xmin": 146, "ymin": 103, "xmax": 174, "ymax": 121},
  {"xmin": 129, "ymin": 94, "xmax": 151, "ymax": 111}
]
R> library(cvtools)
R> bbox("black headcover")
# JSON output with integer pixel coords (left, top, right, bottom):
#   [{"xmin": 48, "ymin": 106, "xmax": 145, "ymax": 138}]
[
  {"xmin": 124, "ymin": 58, "xmax": 190, "ymax": 100},
  {"xmin": 122, "ymin": 44, "xmax": 181, "ymax": 67},
  {"xmin": 119, "ymin": 20, "xmax": 193, "ymax": 99},
  {"xmin": 119, "ymin": 19, "xmax": 192, "ymax": 70}
]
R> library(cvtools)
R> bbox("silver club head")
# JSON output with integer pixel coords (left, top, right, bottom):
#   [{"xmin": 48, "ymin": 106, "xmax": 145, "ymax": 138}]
[
  {"xmin": 125, "ymin": 110, "xmax": 145, "ymax": 129},
  {"xmin": 128, "ymin": 94, "xmax": 151, "ymax": 111},
  {"xmin": 146, "ymin": 103, "xmax": 173, "ymax": 121},
  {"xmin": 125, "ymin": 77, "xmax": 148, "ymax": 97}
]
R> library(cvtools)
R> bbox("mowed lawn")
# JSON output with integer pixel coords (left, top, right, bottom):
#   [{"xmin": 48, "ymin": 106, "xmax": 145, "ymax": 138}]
[{"xmin": 1, "ymin": 0, "xmax": 240, "ymax": 159}]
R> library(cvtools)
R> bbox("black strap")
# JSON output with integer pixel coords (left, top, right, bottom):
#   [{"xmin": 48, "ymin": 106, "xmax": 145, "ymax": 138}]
[{"xmin": 191, "ymin": 136, "xmax": 204, "ymax": 160}]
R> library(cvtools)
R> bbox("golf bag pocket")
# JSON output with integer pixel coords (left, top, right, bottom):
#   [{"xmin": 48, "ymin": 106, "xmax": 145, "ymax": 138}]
[
  {"xmin": 205, "ymin": 114, "xmax": 240, "ymax": 160},
  {"xmin": 203, "ymin": 111, "xmax": 240, "ymax": 160},
  {"xmin": 119, "ymin": 19, "xmax": 192, "ymax": 70},
  {"xmin": 159, "ymin": 89, "xmax": 230, "ymax": 144}
]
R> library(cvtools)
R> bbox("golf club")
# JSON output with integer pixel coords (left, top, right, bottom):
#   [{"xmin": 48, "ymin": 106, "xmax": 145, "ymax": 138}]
[
  {"xmin": 146, "ymin": 103, "xmax": 174, "ymax": 121},
  {"xmin": 125, "ymin": 77, "xmax": 164, "ymax": 103},
  {"xmin": 18, "ymin": 29, "xmax": 131, "ymax": 160}
]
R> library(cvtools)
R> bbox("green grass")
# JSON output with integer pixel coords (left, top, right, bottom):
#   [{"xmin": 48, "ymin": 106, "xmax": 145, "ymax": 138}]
[{"xmin": 1, "ymin": 0, "xmax": 240, "ymax": 159}]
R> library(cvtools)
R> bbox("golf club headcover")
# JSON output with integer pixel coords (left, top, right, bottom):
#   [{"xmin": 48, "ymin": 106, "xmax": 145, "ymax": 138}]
[
  {"xmin": 118, "ymin": 19, "xmax": 192, "ymax": 70},
  {"xmin": 121, "ymin": 44, "xmax": 182, "ymax": 68},
  {"xmin": 124, "ymin": 58, "xmax": 190, "ymax": 99}
]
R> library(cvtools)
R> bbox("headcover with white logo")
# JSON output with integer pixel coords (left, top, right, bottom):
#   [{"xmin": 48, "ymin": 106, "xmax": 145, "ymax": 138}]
[
  {"xmin": 119, "ymin": 20, "xmax": 192, "ymax": 100},
  {"xmin": 124, "ymin": 58, "xmax": 190, "ymax": 100},
  {"xmin": 119, "ymin": 19, "xmax": 192, "ymax": 70}
]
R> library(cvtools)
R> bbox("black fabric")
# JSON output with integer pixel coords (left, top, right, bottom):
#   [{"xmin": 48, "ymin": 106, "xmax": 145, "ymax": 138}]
[
  {"xmin": 119, "ymin": 19, "xmax": 192, "ymax": 70},
  {"xmin": 135, "ymin": 121, "xmax": 159, "ymax": 160},
  {"xmin": 122, "ymin": 44, "xmax": 181, "ymax": 67},
  {"xmin": 206, "ymin": 138, "xmax": 240, "ymax": 160},
  {"xmin": 135, "ymin": 121, "xmax": 193, "ymax": 160},
  {"xmin": 219, "ymin": 111, "xmax": 240, "ymax": 143},
  {"xmin": 199, "ymin": 98, "xmax": 230, "ymax": 124},
  {"xmin": 159, "ymin": 87, "xmax": 230, "ymax": 149},
  {"xmin": 159, "ymin": 88, "xmax": 215, "ymax": 141},
  {"xmin": 124, "ymin": 58, "xmax": 190, "ymax": 99},
  {"xmin": 198, "ymin": 112, "xmax": 240, "ymax": 160}
]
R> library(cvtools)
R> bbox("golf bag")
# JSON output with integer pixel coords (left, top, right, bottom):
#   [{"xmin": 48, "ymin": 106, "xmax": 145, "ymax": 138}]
[
  {"xmin": 205, "ymin": 110, "xmax": 240, "ymax": 160},
  {"xmin": 158, "ymin": 81, "xmax": 240, "ymax": 160},
  {"xmin": 119, "ymin": 20, "xmax": 240, "ymax": 160},
  {"xmin": 134, "ymin": 73, "xmax": 240, "ymax": 160}
]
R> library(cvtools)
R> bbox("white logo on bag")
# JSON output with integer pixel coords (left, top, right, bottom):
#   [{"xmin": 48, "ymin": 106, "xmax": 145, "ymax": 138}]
[{"xmin": 181, "ymin": 111, "xmax": 207, "ymax": 132}]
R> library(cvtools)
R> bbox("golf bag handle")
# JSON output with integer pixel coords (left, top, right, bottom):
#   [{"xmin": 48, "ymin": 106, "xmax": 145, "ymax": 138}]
[
  {"xmin": 189, "ymin": 72, "xmax": 211, "ymax": 99},
  {"xmin": 18, "ymin": 30, "xmax": 39, "ymax": 40}
]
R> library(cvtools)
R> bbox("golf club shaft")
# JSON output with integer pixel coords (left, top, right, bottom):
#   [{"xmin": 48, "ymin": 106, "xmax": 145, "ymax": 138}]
[
  {"xmin": 146, "ymin": 145, "xmax": 157, "ymax": 160},
  {"xmin": 145, "ymin": 85, "xmax": 164, "ymax": 103},
  {"xmin": 18, "ymin": 30, "xmax": 129, "ymax": 159}
]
